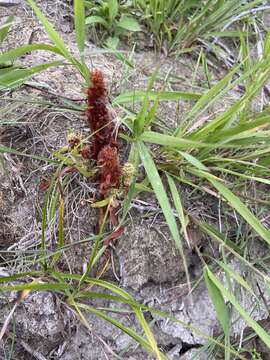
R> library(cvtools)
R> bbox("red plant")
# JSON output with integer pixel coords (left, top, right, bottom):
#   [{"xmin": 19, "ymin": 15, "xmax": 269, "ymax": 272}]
[
  {"xmin": 97, "ymin": 144, "xmax": 121, "ymax": 198},
  {"xmin": 86, "ymin": 69, "xmax": 123, "ymax": 241},
  {"xmin": 86, "ymin": 69, "xmax": 115, "ymax": 160}
]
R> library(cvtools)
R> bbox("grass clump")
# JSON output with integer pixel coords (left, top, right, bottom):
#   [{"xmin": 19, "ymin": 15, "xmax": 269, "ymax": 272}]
[{"xmin": 1, "ymin": 0, "xmax": 270, "ymax": 359}]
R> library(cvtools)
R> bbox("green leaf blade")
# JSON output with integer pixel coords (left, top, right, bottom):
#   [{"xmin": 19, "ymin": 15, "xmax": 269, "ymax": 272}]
[
  {"xmin": 74, "ymin": 0, "xmax": 86, "ymax": 58},
  {"xmin": 204, "ymin": 267, "xmax": 230, "ymax": 336}
]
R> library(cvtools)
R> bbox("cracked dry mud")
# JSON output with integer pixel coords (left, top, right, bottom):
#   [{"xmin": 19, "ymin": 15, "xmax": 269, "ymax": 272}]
[{"xmin": 1, "ymin": 1, "xmax": 270, "ymax": 359}]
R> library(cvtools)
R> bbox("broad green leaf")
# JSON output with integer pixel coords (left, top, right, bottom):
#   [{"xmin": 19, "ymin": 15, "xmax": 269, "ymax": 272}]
[
  {"xmin": 206, "ymin": 268, "xmax": 270, "ymax": 349},
  {"xmin": 74, "ymin": 0, "xmax": 86, "ymax": 58},
  {"xmin": 117, "ymin": 15, "xmax": 140, "ymax": 32},
  {"xmin": 204, "ymin": 267, "xmax": 230, "ymax": 336},
  {"xmin": 85, "ymin": 15, "xmax": 109, "ymax": 29},
  {"xmin": 108, "ymin": 0, "xmax": 118, "ymax": 22},
  {"xmin": 105, "ymin": 36, "xmax": 119, "ymax": 49}
]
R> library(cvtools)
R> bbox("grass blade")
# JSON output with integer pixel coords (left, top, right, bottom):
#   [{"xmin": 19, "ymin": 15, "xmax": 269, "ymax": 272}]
[
  {"xmin": 133, "ymin": 308, "xmax": 163, "ymax": 360},
  {"xmin": 74, "ymin": 302, "xmax": 166, "ymax": 359},
  {"xmin": 74, "ymin": 0, "xmax": 86, "ymax": 59},
  {"xmin": 0, "ymin": 15, "xmax": 13, "ymax": 45},
  {"xmin": 206, "ymin": 267, "xmax": 270, "ymax": 349},
  {"xmin": 204, "ymin": 267, "xmax": 230, "ymax": 337},
  {"xmin": 0, "ymin": 145, "xmax": 59, "ymax": 163},
  {"xmin": 137, "ymin": 141, "xmax": 181, "ymax": 249},
  {"xmin": 27, "ymin": 0, "xmax": 72, "ymax": 60},
  {"xmin": 0, "ymin": 61, "xmax": 63, "ymax": 89},
  {"xmin": 113, "ymin": 90, "xmax": 201, "ymax": 105},
  {"xmin": 166, "ymin": 174, "xmax": 190, "ymax": 247},
  {"xmin": 194, "ymin": 169, "xmax": 270, "ymax": 246},
  {"xmin": 137, "ymin": 142, "xmax": 190, "ymax": 289},
  {"xmin": 0, "ymin": 44, "xmax": 63, "ymax": 63}
]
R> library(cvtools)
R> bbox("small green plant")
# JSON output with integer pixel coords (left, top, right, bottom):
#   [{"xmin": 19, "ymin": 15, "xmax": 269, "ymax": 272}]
[
  {"xmin": 85, "ymin": 0, "xmax": 140, "ymax": 47},
  {"xmin": 132, "ymin": 0, "xmax": 269, "ymax": 54}
]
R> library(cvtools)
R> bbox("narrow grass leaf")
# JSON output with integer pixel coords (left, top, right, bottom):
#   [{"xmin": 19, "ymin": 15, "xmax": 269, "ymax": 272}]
[
  {"xmin": 138, "ymin": 142, "xmax": 191, "ymax": 288},
  {"xmin": 194, "ymin": 169, "xmax": 270, "ymax": 246},
  {"xmin": 27, "ymin": 0, "xmax": 72, "ymax": 60},
  {"xmin": 0, "ymin": 44, "xmax": 63, "ymax": 63},
  {"xmin": 0, "ymin": 283, "xmax": 70, "ymax": 292},
  {"xmin": 179, "ymin": 151, "xmax": 209, "ymax": 171},
  {"xmin": 206, "ymin": 267, "xmax": 270, "ymax": 349},
  {"xmin": 58, "ymin": 271, "xmax": 244, "ymax": 358},
  {"xmin": 215, "ymin": 260, "xmax": 255, "ymax": 297},
  {"xmin": 133, "ymin": 69, "xmax": 159, "ymax": 137},
  {"xmin": 204, "ymin": 267, "xmax": 230, "ymax": 336},
  {"xmin": 166, "ymin": 174, "xmax": 189, "ymax": 247},
  {"xmin": 74, "ymin": 0, "xmax": 86, "ymax": 58},
  {"xmin": 137, "ymin": 141, "xmax": 181, "ymax": 249},
  {"xmin": 0, "ymin": 145, "xmax": 58, "ymax": 163},
  {"xmin": 0, "ymin": 61, "xmax": 63, "ymax": 89},
  {"xmin": 53, "ymin": 197, "xmax": 65, "ymax": 263},
  {"xmin": 0, "ymin": 272, "xmax": 42, "ymax": 283},
  {"xmin": 0, "ymin": 16, "xmax": 13, "ymax": 45},
  {"xmin": 133, "ymin": 308, "xmax": 163, "ymax": 360},
  {"xmin": 75, "ymin": 303, "xmax": 166, "ymax": 359},
  {"xmin": 113, "ymin": 90, "xmax": 201, "ymax": 105},
  {"xmin": 176, "ymin": 65, "xmax": 239, "ymax": 135},
  {"xmin": 140, "ymin": 131, "xmax": 218, "ymax": 149}
]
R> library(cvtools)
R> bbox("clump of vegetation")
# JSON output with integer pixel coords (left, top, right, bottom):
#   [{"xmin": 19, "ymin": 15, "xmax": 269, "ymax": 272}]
[
  {"xmin": 1, "ymin": 0, "xmax": 270, "ymax": 359},
  {"xmin": 84, "ymin": 0, "xmax": 269, "ymax": 55},
  {"xmin": 85, "ymin": 0, "xmax": 140, "ymax": 47},
  {"xmin": 132, "ymin": 0, "xmax": 269, "ymax": 53}
]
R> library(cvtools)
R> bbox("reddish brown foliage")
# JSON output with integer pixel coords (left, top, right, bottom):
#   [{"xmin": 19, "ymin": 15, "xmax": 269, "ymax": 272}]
[
  {"xmin": 86, "ymin": 69, "xmax": 115, "ymax": 160},
  {"xmin": 80, "ymin": 144, "xmax": 91, "ymax": 159},
  {"xmin": 97, "ymin": 144, "xmax": 121, "ymax": 197},
  {"xmin": 86, "ymin": 70, "xmax": 122, "ymax": 237},
  {"xmin": 86, "ymin": 69, "xmax": 121, "ymax": 197}
]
